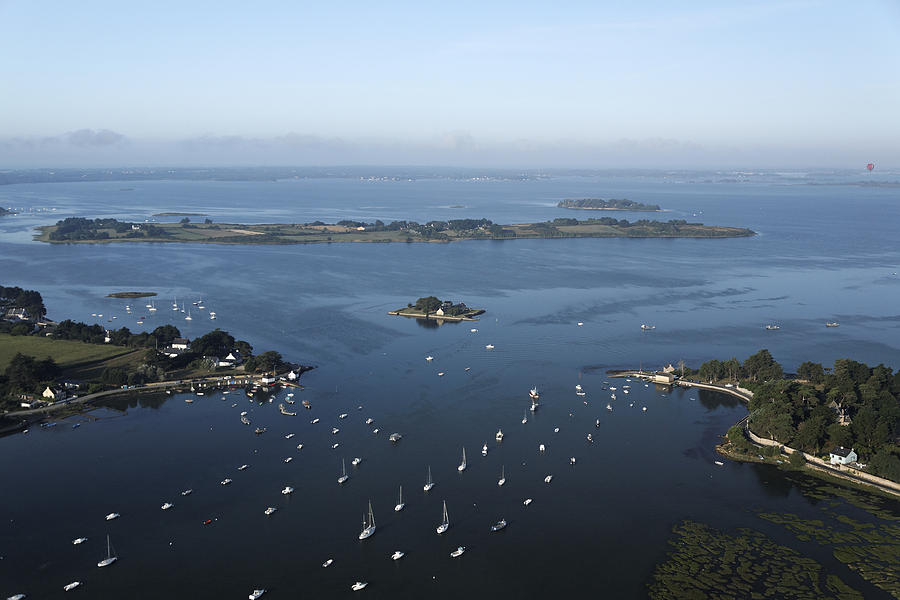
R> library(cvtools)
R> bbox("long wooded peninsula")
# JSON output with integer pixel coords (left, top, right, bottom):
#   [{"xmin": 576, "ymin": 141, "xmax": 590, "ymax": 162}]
[{"xmin": 36, "ymin": 216, "xmax": 755, "ymax": 244}]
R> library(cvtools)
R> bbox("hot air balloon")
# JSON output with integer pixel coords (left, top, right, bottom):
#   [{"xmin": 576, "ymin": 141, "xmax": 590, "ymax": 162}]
[{"xmin": 867, "ymin": 163, "xmax": 875, "ymax": 171}]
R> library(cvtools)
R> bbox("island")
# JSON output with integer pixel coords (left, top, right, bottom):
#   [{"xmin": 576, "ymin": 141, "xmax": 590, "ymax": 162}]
[
  {"xmin": 36, "ymin": 216, "xmax": 754, "ymax": 244},
  {"xmin": 558, "ymin": 198, "xmax": 662, "ymax": 211},
  {"xmin": 389, "ymin": 296, "xmax": 484, "ymax": 321},
  {"xmin": 106, "ymin": 291, "xmax": 157, "ymax": 299}
]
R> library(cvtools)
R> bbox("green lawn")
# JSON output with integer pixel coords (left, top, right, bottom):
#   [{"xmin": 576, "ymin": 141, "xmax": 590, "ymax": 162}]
[{"xmin": 0, "ymin": 333, "xmax": 139, "ymax": 372}]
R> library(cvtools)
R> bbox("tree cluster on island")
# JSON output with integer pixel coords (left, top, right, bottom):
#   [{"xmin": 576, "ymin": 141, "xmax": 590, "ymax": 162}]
[
  {"xmin": 558, "ymin": 198, "xmax": 662, "ymax": 211},
  {"xmin": 48, "ymin": 217, "xmax": 168, "ymax": 241},
  {"xmin": 685, "ymin": 349, "xmax": 900, "ymax": 482},
  {"xmin": 0, "ymin": 206, "xmax": 13, "ymax": 216}
]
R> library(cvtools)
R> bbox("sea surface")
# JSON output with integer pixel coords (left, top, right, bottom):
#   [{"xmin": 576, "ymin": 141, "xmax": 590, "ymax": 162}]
[{"xmin": 1, "ymin": 170, "xmax": 899, "ymax": 598}]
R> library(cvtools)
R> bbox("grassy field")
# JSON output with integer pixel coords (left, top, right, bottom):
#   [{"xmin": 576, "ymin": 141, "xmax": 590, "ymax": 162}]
[{"xmin": 0, "ymin": 333, "xmax": 143, "ymax": 374}]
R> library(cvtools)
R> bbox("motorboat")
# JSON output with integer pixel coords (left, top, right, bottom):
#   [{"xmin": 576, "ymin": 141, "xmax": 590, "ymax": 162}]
[
  {"xmin": 64, "ymin": 582, "xmax": 82, "ymax": 592},
  {"xmin": 332, "ymin": 443, "xmax": 339, "ymax": 449},
  {"xmin": 365, "ymin": 418, "xmax": 374, "ymax": 425},
  {"xmin": 577, "ymin": 322, "xmax": 584, "ymax": 326},
  {"xmin": 105, "ymin": 512, "xmax": 119, "ymax": 521},
  {"xmin": 606, "ymin": 404, "xmax": 613, "ymax": 411},
  {"xmin": 264, "ymin": 507, "xmax": 277, "ymax": 515},
  {"xmin": 332, "ymin": 427, "xmax": 340, "ymax": 435},
  {"xmin": 283, "ymin": 457, "xmax": 292, "ymax": 463},
  {"xmin": 436, "ymin": 500, "xmax": 449, "ymax": 534},
  {"xmin": 544, "ymin": 475, "xmax": 553, "ymax": 483},
  {"xmin": 358, "ymin": 501, "xmax": 376, "ymax": 540},
  {"xmin": 73, "ymin": 537, "xmax": 88, "ymax": 545},
  {"xmin": 424, "ymin": 465, "xmax": 434, "ymax": 491},
  {"xmin": 450, "ymin": 546, "xmax": 465, "ymax": 558},
  {"xmin": 642, "ymin": 406, "xmax": 648, "ymax": 412},
  {"xmin": 97, "ymin": 535, "xmax": 117, "ymax": 567},
  {"xmin": 826, "ymin": 322, "xmax": 840, "ymax": 327},
  {"xmin": 570, "ymin": 457, "xmax": 576, "ymax": 465},
  {"xmin": 389, "ymin": 432, "xmax": 402, "ymax": 442},
  {"xmin": 523, "ymin": 498, "xmax": 533, "ymax": 506},
  {"xmin": 482, "ymin": 443, "xmax": 488, "ymax": 457},
  {"xmin": 495, "ymin": 429, "xmax": 504, "ymax": 442},
  {"xmin": 254, "ymin": 427, "xmax": 266, "ymax": 435},
  {"xmin": 311, "ymin": 418, "xmax": 320, "ymax": 424},
  {"xmin": 529, "ymin": 387, "xmax": 539, "ymax": 400},
  {"xmin": 437, "ymin": 372, "xmax": 445, "ymax": 376},
  {"xmin": 765, "ymin": 324, "xmax": 780, "ymax": 330},
  {"xmin": 181, "ymin": 489, "xmax": 192, "ymax": 496},
  {"xmin": 249, "ymin": 590, "xmax": 266, "ymax": 600},
  {"xmin": 491, "ymin": 518, "xmax": 507, "ymax": 532},
  {"xmin": 714, "ymin": 461, "xmax": 724, "ymax": 466},
  {"xmin": 322, "ymin": 559, "xmax": 334, "ymax": 568},
  {"xmin": 587, "ymin": 433, "xmax": 593, "ymax": 443},
  {"xmin": 575, "ymin": 384, "xmax": 582, "ymax": 391},
  {"xmin": 554, "ymin": 427, "xmax": 560, "ymax": 433},
  {"xmin": 161, "ymin": 502, "xmax": 174, "ymax": 510},
  {"xmin": 221, "ymin": 478, "xmax": 232, "ymax": 485},
  {"xmin": 285, "ymin": 433, "xmax": 295, "ymax": 439},
  {"xmin": 338, "ymin": 459, "xmax": 349, "ymax": 484},
  {"xmin": 391, "ymin": 550, "xmax": 405, "ymax": 560},
  {"xmin": 296, "ymin": 443, "xmax": 304, "ymax": 450},
  {"xmin": 539, "ymin": 444, "xmax": 545, "ymax": 452},
  {"xmin": 530, "ymin": 401, "xmax": 538, "ymax": 412},
  {"xmin": 640, "ymin": 324, "xmax": 656, "ymax": 330},
  {"xmin": 425, "ymin": 356, "xmax": 434, "ymax": 361},
  {"xmin": 352, "ymin": 457, "xmax": 362, "ymax": 466},
  {"xmin": 485, "ymin": 344, "xmax": 494, "ymax": 350},
  {"xmin": 351, "ymin": 582, "xmax": 368, "ymax": 591},
  {"xmin": 339, "ymin": 413, "xmax": 348, "ymax": 419},
  {"xmin": 238, "ymin": 464, "xmax": 249, "ymax": 471},
  {"xmin": 282, "ymin": 486, "xmax": 294, "ymax": 495},
  {"xmin": 394, "ymin": 485, "xmax": 405, "ymax": 512}
]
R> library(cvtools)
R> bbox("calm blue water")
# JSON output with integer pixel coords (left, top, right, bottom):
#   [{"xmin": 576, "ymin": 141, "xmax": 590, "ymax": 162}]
[{"xmin": 1, "ymin": 171, "xmax": 898, "ymax": 598}]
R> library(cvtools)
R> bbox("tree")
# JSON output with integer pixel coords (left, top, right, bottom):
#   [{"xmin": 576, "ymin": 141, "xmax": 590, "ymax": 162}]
[
  {"xmin": 743, "ymin": 349, "xmax": 783, "ymax": 382},
  {"xmin": 245, "ymin": 350, "xmax": 284, "ymax": 373},
  {"xmin": 150, "ymin": 325, "xmax": 181, "ymax": 346},
  {"xmin": 180, "ymin": 217, "xmax": 190, "ymax": 224},
  {"xmin": 788, "ymin": 450, "xmax": 806, "ymax": 468},
  {"xmin": 868, "ymin": 449, "xmax": 900, "ymax": 483},
  {"xmin": 797, "ymin": 361, "xmax": 825, "ymax": 384},
  {"xmin": 414, "ymin": 296, "xmax": 442, "ymax": 313},
  {"xmin": 190, "ymin": 329, "xmax": 235, "ymax": 358}
]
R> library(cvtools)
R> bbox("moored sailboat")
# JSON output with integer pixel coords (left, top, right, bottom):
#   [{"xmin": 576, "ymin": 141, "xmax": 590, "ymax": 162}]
[
  {"xmin": 436, "ymin": 500, "xmax": 449, "ymax": 534},
  {"xmin": 358, "ymin": 500, "xmax": 375, "ymax": 540}
]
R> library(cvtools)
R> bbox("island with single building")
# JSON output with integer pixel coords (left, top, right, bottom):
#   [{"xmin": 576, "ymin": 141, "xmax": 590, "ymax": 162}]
[
  {"xmin": 35, "ymin": 216, "xmax": 754, "ymax": 244},
  {"xmin": 558, "ymin": 198, "xmax": 662, "ymax": 211},
  {"xmin": 389, "ymin": 296, "xmax": 484, "ymax": 321}
]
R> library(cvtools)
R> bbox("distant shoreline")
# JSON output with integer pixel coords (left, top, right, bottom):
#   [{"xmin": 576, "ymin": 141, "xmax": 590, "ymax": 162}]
[{"xmin": 35, "ymin": 218, "xmax": 755, "ymax": 245}]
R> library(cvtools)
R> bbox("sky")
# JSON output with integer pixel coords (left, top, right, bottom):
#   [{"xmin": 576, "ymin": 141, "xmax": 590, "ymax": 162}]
[{"xmin": 1, "ymin": 0, "xmax": 898, "ymax": 168}]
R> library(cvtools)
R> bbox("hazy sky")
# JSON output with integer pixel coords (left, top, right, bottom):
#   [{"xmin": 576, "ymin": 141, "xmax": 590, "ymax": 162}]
[{"xmin": 1, "ymin": 1, "xmax": 898, "ymax": 168}]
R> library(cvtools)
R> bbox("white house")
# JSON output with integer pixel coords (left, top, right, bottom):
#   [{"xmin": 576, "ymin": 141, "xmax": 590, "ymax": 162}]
[
  {"xmin": 42, "ymin": 386, "xmax": 65, "ymax": 401},
  {"xmin": 829, "ymin": 446, "xmax": 857, "ymax": 465},
  {"xmin": 217, "ymin": 351, "xmax": 243, "ymax": 368},
  {"xmin": 172, "ymin": 338, "xmax": 190, "ymax": 350}
]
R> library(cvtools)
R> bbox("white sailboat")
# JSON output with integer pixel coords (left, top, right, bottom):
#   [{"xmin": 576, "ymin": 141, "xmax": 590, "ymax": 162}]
[
  {"xmin": 498, "ymin": 465, "xmax": 506, "ymax": 486},
  {"xmin": 391, "ymin": 550, "xmax": 405, "ymax": 560},
  {"xmin": 457, "ymin": 447, "xmax": 467, "ymax": 472},
  {"xmin": 185, "ymin": 309, "xmax": 192, "ymax": 321},
  {"xmin": 338, "ymin": 458, "xmax": 349, "ymax": 484},
  {"xmin": 423, "ymin": 465, "xmax": 434, "ymax": 491},
  {"xmin": 495, "ymin": 429, "xmax": 503, "ymax": 441},
  {"xmin": 394, "ymin": 485, "xmax": 405, "ymax": 512},
  {"xmin": 358, "ymin": 500, "xmax": 375, "ymax": 540},
  {"xmin": 97, "ymin": 534, "xmax": 117, "ymax": 567},
  {"xmin": 482, "ymin": 442, "xmax": 488, "ymax": 456},
  {"xmin": 522, "ymin": 411, "xmax": 528, "ymax": 424},
  {"xmin": 436, "ymin": 500, "xmax": 449, "ymax": 534}
]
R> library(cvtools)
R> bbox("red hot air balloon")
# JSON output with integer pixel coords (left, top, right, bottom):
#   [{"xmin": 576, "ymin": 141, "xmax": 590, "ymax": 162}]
[{"xmin": 867, "ymin": 163, "xmax": 875, "ymax": 171}]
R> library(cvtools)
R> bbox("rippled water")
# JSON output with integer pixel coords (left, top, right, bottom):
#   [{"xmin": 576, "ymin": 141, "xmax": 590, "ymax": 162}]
[{"xmin": 1, "ymin": 172, "xmax": 898, "ymax": 598}]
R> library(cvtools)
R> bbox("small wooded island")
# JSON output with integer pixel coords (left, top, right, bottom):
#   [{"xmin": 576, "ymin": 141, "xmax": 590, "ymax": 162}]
[
  {"xmin": 36, "ymin": 216, "xmax": 754, "ymax": 244},
  {"xmin": 390, "ymin": 296, "xmax": 484, "ymax": 321},
  {"xmin": 558, "ymin": 198, "xmax": 662, "ymax": 211}
]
